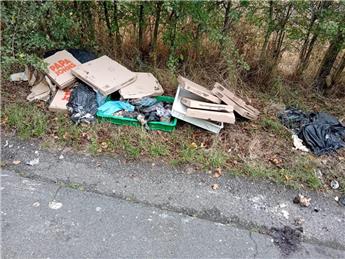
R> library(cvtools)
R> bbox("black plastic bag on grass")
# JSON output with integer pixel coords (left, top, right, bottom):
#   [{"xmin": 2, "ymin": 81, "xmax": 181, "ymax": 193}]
[
  {"xmin": 298, "ymin": 113, "xmax": 345, "ymax": 155},
  {"xmin": 43, "ymin": 49, "xmax": 97, "ymax": 63},
  {"xmin": 279, "ymin": 108, "xmax": 345, "ymax": 155},
  {"xmin": 67, "ymin": 82, "xmax": 98, "ymax": 124}
]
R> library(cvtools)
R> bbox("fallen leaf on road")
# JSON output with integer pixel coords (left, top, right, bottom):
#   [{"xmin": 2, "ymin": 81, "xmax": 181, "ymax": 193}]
[
  {"xmin": 213, "ymin": 168, "xmax": 222, "ymax": 178},
  {"xmin": 101, "ymin": 142, "xmax": 108, "ymax": 149},
  {"xmin": 12, "ymin": 160, "xmax": 21, "ymax": 165},
  {"xmin": 211, "ymin": 184, "xmax": 220, "ymax": 190},
  {"xmin": 293, "ymin": 194, "xmax": 311, "ymax": 207}
]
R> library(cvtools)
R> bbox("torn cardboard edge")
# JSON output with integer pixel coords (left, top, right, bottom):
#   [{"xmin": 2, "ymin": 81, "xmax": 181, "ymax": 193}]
[
  {"xmin": 48, "ymin": 88, "xmax": 72, "ymax": 112},
  {"xmin": 171, "ymin": 86, "xmax": 223, "ymax": 134},
  {"xmin": 186, "ymin": 108, "xmax": 235, "ymax": 124},
  {"xmin": 26, "ymin": 80, "xmax": 50, "ymax": 102},
  {"xmin": 119, "ymin": 72, "xmax": 164, "ymax": 99},
  {"xmin": 181, "ymin": 97, "xmax": 233, "ymax": 112},
  {"xmin": 177, "ymin": 76, "xmax": 221, "ymax": 104},
  {"xmin": 44, "ymin": 50, "xmax": 81, "ymax": 89},
  {"xmin": 72, "ymin": 55, "xmax": 137, "ymax": 96}
]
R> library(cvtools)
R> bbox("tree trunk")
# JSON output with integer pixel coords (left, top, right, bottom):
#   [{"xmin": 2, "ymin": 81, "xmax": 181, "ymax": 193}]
[
  {"xmin": 220, "ymin": 0, "xmax": 232, "ymax": 47},
  {"xmin": 296, "ymin": 33, "xmax": 318, "ymax": 76},
  {"xmin": 260, "ymin": 0, "xmax": 273, "ymax": 59},
  {"xmin": 167, "ymin": 8, "xmax": 177, "ymax": 59},
  {"xmin": 295, "ymin": 1, "xmax": 331, "ymax": 76},
  {"xmin": 152, "ymin": 1, "xmax": 163, "ymax": 66},
  {"xmin": 102, "ymin": 1, "xmax": 112, "ymax": 38},
  {"xmin": 271, "ymin": 2, "xmax": 293, "ymax": 63},
  {"xmin": 314, "ymin": 31, "xmax": 344, "ymax": 92},
  {"xmin": 113, "ymin": 0, "xmax": 121, "ymax": 49},
  {"xmin": 331, "ymin": 53, "xmax": 345, "ymax": 86},
  {"xmin": 138, "ymin": 3, "xmax": 144, "ymax": 59}
]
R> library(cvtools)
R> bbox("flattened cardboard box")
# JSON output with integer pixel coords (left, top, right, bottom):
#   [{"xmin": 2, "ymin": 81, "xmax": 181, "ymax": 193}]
[
  {"xmin": 212, "ymin": 83, "xmax": 260, "ymax": 118},
  {"xmin": 119, "ymin": 72, "xmax": 164, "ymax": 99},
  {"xmin": 177, "ymin": 76, "xmax": 221, "ymax": 104},
  {"xmin": 44, "ymin": 50, "xmax": 81, "ymax": 89},
  {"xmin": 49, "ymin": 89, "xmax": 72, "ymax": 112},
  {"xmin": 181, "ymin": 97, "xmax": 233, "ymax": 112},
  {"xmin": 171, "ymin": 86, "xmax": 224, "ymax": 134},
  {"xmin": 72, "ymin": 55, "xmax": 137, "ymax": 96},
  {"xmin": 186, "ymin": 108, "xmax": 235, "ymax": 124}
]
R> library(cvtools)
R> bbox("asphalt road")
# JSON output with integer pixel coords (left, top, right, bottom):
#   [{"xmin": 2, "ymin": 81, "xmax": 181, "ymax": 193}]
[
  {"xmin": 1, "ymin": 135, "xmax": 345, "ymax": 258},
  {"xmin": 1, "ymin": 171, "xmax": 344, "ymax": 258}
]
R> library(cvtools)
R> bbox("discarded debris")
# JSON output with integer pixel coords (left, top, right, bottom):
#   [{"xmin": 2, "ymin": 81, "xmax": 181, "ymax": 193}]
[
  {"xmin": 293, "ymin": 194, "xmax": 311, "ymax": 207},
  {"xmin": 338, "ymin": 196, "xmax": 345, "ymax": 207},
  {"xmin": 67, "ymin": 82, "xmax": 98, "ymax": 124},
  {"xmin": 32, "ymin": 202, "xmax": 40, "ymax": 207},
  {"xmin": 213, "ymin": 168, "xmax": 222, "ymax": 178},
  {"xmin": 49, "ymin": 88, "xmax": 71, "ymax": 112},
  {"xmin": 3, "ymin": 140, "xmax": 9, "ymax": 147},
  {"xmin": 270, "ymin": 226, "xmax": 303, "ymax": 256},
  {"xmin": 171, "ymin": 86, "xmax": 224, "ymax": 134},
  {"xmin": 59, "ymin": 154, "xmax": 64, "ymax": 160},
  {"xmin": 26, "ymin": 77, "xmax": 51, "ymax": 102},
  {"xmin": 48, "ymin": 200, "xmax": 63, "ymax": 210},
  {"xmin": 179, "ymin": 76, "xmax": 221, "ymax": 104},
  {"xmin": 72, "ymin": 55, "xmax": 136, "ymax": 96},
  {"xmin": 279, "ymin": 107, "xmax": 345, "ymax": 155},
  {"xmin": 45, "ymin": 50, "xmax": 81, "ymax": 89},
  {"xmin": 212, "ymin": 82, "xmax": 260, "ymax": 120},
  {"xmin": 211, "ymin": 183, "xmax": 220, "ymax": 190},
  {"xmin": 10, "ymin": 72, "xmax": 28, "ymax": 81},
  {"xmin": 330, "ymin": 180, "xmax": 339, "ymax": 190},
  {"xmin": 292, "ymin": 134, "xmax": 309, "ymax": 152},
  {"xmin": 26, "ymin": 158, "xmax": 39, "ymax": 166},
  {"xmin": 119, "ymin": 72, "xmax": 164, "ymax": 99},
  {"xmin": 12, "ymin": 160, "xmax": 21, "ymax": 165}
]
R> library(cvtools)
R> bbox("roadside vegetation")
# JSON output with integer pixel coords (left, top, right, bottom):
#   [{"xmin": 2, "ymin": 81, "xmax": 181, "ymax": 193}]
[{"xmin": 1, "ymin": 1, "xmax": 344, "ymax": 193}]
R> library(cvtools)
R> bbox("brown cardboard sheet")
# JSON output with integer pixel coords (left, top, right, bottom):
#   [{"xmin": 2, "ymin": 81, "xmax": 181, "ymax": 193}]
[
  {"xmin": 181, "ymin": 97, "xmax": 233, "ymax": 112},
  {"xmin": 212, "ymin": 83, "xmax": 259, "ymax": 120},
  {"xmin": 72, "ymin": 55, "xmax": 137, "ymax": 96},
  {"xmin": 119, "ymin": 72, "xmax": 164, "ymax": 99},
  {"xmin": 48, "ymin": 89, "xmax": 72, "ymax": 112},
  {"xmin": 177, "ymin": 76, "xmax": 221, "ymax": 104},
  {"xmin": 44, "ymin": 50, "xmax": 81, "ymax": 89},
  {"xmin": 185, "ymin": 108, "xmax": 235, "ymax": 124}
]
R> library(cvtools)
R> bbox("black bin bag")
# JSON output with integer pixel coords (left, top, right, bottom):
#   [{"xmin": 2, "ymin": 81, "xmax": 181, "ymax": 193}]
[{"xmin": 67, "ymin": 82, "xmax": 98, "ymax": 124}]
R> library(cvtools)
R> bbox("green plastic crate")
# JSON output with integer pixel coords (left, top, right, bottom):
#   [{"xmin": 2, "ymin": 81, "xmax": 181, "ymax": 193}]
[{"xmin": 97, "ymin": 96, "xmax": 177, "ymax": 132}]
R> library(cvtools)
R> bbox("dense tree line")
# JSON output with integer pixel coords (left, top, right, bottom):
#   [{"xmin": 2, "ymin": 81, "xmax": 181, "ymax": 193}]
[{"xmin": 1, "ymin": 0, "xmax": 344, "ymax": 94}]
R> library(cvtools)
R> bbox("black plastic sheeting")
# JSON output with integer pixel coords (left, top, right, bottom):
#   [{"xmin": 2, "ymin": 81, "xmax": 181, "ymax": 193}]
[
  {"xmin": 66, "ymin": 82, "xmax": 98, "ymax": 124},
  {"xmin": 43, "ymin": 48, "xmax": 97, "ymax": 63},
  {"xmin": 279, "ymin": 107, "xmax": 345, "ymax": 155}
]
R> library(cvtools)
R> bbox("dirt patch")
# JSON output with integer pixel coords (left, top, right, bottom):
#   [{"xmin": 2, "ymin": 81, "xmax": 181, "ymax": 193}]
[{"xmin": 270, "ymin": 226, "xmax": 303, "ymax": 256}]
